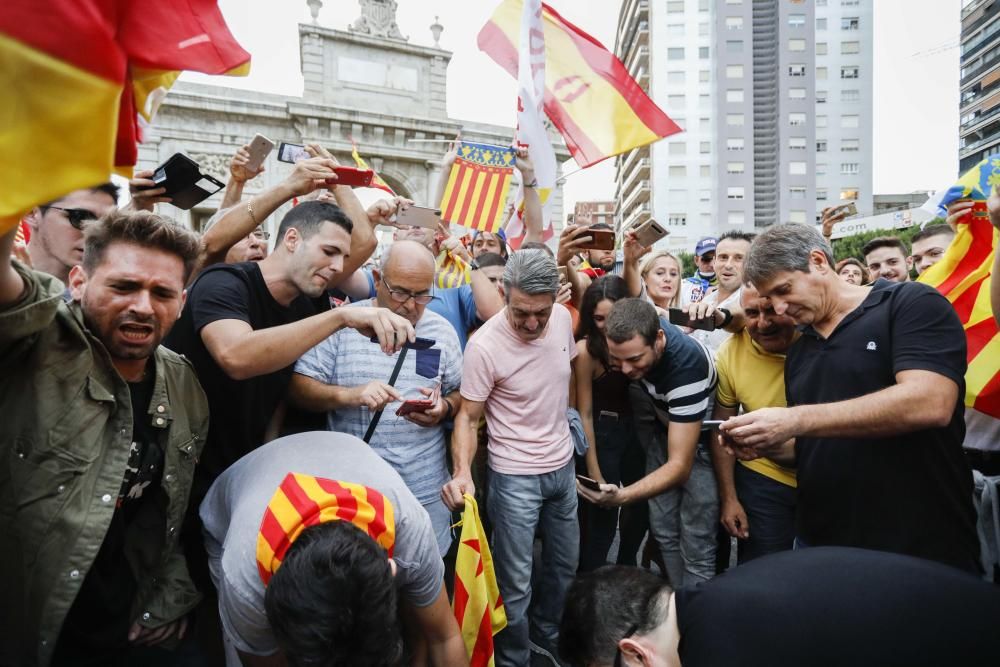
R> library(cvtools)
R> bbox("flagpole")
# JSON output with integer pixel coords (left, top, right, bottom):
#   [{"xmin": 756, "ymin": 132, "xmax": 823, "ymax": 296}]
[
  {"xmin": 406, "ymin": 138, "xmax": 458, "ymax": 144},
  {"xmin": 557, "ymin": 165, "xmax": 587, "ymax": 184}
]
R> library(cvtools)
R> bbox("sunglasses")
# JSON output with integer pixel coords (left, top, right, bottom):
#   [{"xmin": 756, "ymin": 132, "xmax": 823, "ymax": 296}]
[
  {"xmin": 47, "ymin": 206, "xmax": 99, "ymax": 231},
  {"xmin": 381, "ymin": 276, "xmax": 434, "ymax": 305}
]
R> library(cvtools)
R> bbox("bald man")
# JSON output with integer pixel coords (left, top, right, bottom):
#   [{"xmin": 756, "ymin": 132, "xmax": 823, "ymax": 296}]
[{"xmin": 290, "ymin": 240, "xmax": 464, "ymax": 554}]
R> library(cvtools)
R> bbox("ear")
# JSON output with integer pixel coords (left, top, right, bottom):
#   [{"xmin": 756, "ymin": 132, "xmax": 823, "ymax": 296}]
[
  {"xmin": 371, "ymin": 267, "xmax": 381, "ymax": 284},
  {"xmin": 178, "ymin": 288, "xmax": 188, "ymax": 319},
  {"xmin": 24, "ymin": 207, "xmax": 41, "ymax": 232},
  {"xmin": 905, "ymin": 255, "xmax": 914, "ymax": 270},
  {"xmin": 282, "ymin": 227, "xmax": 300, "ymax": 253},
  {"xmin": 68, "ymin": 265, "xmax": 88, "ymax": 301},
  {"xmin": 387, "ymin": 557, "xmax": 397, "ymax": 578},
  {"xmin": 617, "ymin": 637, "xmax": 649, "ymax": 666}
]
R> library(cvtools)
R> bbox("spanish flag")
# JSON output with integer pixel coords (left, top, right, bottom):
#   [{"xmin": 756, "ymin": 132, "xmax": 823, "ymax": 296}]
[
  {"xmin": 453, "ymin": 494, "xmax": 506, "ymax": 667},
  {"xmin": 918, "ymin": 155, "xmax": 1000, "ymax": 419},
  {"xmin": 0, "ymin": 0, "xmax": 250, "ymax": 234},
  {"xmin": 440, "ymin": 142, "xmax": 516, "ymax": 234},
  {"xmin": 478, "ymin": 0, "xmax": 681, "ymax": 168},
  {"xmin": 256, "ymin": 473, "xmax": 396, "ymax": 586},
  {"xmin": 351, "ymin": 139, "xmax": 397, "ymax": 197}
]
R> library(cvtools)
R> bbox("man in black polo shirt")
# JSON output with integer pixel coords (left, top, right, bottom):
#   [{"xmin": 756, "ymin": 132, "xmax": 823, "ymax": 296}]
[{"xmin": 721, "ymin": 223, "xmax": 979, "ymax": 574}]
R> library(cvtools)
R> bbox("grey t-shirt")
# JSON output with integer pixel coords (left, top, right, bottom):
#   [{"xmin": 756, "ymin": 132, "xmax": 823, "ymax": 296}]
[{"xmin": 200, "ymin": 431, "xmax": 445, "ymax": 656}]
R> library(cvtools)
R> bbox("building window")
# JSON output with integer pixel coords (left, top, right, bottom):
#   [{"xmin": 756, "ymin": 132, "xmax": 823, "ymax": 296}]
[
  {"xmin": 699, "ymin": 46, "xmax": 710, "ymax": 59},
  {"xmin": 727, "ymin": 211, "xmax": 745, "ymax": 225},
  {"xmin": 668, "ymin": 94, "xmax": 686, "ymax": 108},
  {"xmin": 789, "ymin": 14, "xmax": 805, "ymax": 28},
  {"xmin": 668, "ymin": 48, "xmax": 685, "ymax": 60},
  {"xmin": 700, "ymin": 212, "xmax": 712, "ymax": 226},
  {"xmin": 842, "ymin": 17, "xmax": 860, "ymax": 30},
  {"xmin": 699, "ymin": 189, "xmax": 711, "ymax": 201},
  {"xmin": 842, "ymin": 138, "xmax": 860, "ymax": 152},
  {"xmin": 789, "ymin": 137, "xmax": 807, "ymax": 149},
  {"xmin": 817, "ymin": 115, "xmax": 828, "ymax": 128},
  {"xmin": 817, "ymin": 189, "xmax": 828, "ymax": 200},
  {"xmin": 817, "ymin": 66, "xmax": 828, "ymax": 80},
  {"xmin": 841, "ymin": 188, "xmax": 859, "ymax": 200},
  {"xmin": 669, "ymin": 142, "xmax": 687, "ymax": 155},
  {"xmin": 669, "ymin": 213, "xmax": 687, "ymax": 226},
  {"xmin": 669, "ymin": 189, "xmax": 688, "ymax": 203},
  {"xmin": 699, "ymin": 93, "xmax": 711, "ymax": 107},
  {"xmin": 726, "ymin": 64, "xmax": 744, "ymax": 79},
  {"xmin": 700, "ymin": 141, "xmax": 711, "ymax": 153},
  {"xmin": 790, "ymin": 187, "xmax": 807, "ymax": 199},
  {"xmin": 726, "ymin": 89, "xmax": 744, "ymax": 103},
  {"xmin": 789, "ymin": 112, "xmax": 807, "ymax": 126},
  {"xmin": 841, "ymin": 88, "xmax": 860, "ymax": 102},
  {"xmin": 669, "ymin": 165, "xmax": 687, "ymax": 177},
  {"xmin": 699, "ymin": 117, "xmax": 711, "ymax": 130},
  {"xmin": 841, "ymin": 162, "xmax": 859, "ymax": 175},
  {"xmin": 700, "ymin": 164, "xmax": 711, "ymax": 177},
  {"xmin": 842, "ymin": 40, "xmax": 861, "ymax": 54},
  {"xmin": 725, "ymin": 0, "xmax": 742, "ymax": 4},
  {"xmin": 789, "ymin": 161, "xmax": 807, "ymax": 175},
  {"xmin": 789, "ymin": 38, "xmax": 806, "ymax": 51},
  {"xmin": 726, "ymin": 40, "xmax": 744, "ymax": 53},
  {"xmin": 841, "ymin": 66, "xmax": 859, "ymax": 79},
  {"xmin": 726, "ymin": 113, "xmax": 745, "ymax": 126},
  {"xmin": 817, "ymin": 90, "xmax": 827, "ymax": 104},
  {"xmin": 699, "ymin": 0, "xmax": 709, "ymax": 10},
  {"xmin": 699, "ymin": 22, "xmax": 710, "ymax": 36},
  {"xmin": 726, "ymin": 16, "xmax": 743, "ymax": 30},
  {"xmin": 842, "ymin": 0, "xmax": 859, "ymax": 5},
  {"xmin": 789, "ymin": 64, "xmax": 807, "ymax": 77},
  {"xmin": 816, "ymin": 163, "xmax": 827, "ymax": 175},
  {"xmin": 816, "ymin": 17, "xmax": 827, "ymax": 30},
  {"xmin": 841, "ymin": 114, "xmax": 859, "ymax": 128},
  {"xmin": 727, "ymin": 186, "xmax": 745, "ymax": 200},
  {"xmin": 668, "ymin": 71, "xmax": 686, "ymax": 84},
  {"xmin": 789, "ymin": 210, "xmax": 807, "ymax": 223},
  {"xmin": 727, "ymin": 161, "xmax": 745, "ymax": 173},
  {"xmin": 816, "ymin": 42, "xmax": 828, "ymax": 55},
  {"xmin": 699, "ymin": 70, "xmax": 711, "ymax": 82},
  {"xmin": 667, "ymin": 1, "xmax": 685, "ymax": 12},
  {"xmin": 727, "ymin": 137, "xmax": 745, "ymax": 150},
  {"xmin": 667, "ymin": 23, "xmax": 684, "ymax": 36},
  {"xmin": 817, "ymin": 140, "xmax": 827, "ymax": 152},
  {"xmin": 789, "ymin": 87, "xmax": 806, "ymax": 99}
]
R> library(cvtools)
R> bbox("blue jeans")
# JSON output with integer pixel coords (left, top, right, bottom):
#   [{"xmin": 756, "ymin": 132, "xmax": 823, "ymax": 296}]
[
  {"xmin": 646, "ymin": 441, "xmax": 719, "ymax": 586},
  {"xmin": 734, "ymin": 463, "xmax": 796, "ymax": 563},
  {"xmin": 488, "ymin": 459, "xmax": 579, "ymax": 667}
]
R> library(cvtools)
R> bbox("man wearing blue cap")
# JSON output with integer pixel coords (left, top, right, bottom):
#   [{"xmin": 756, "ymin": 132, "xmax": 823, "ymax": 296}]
[
  {"xmin": 471, "ymin": 228, "xmax": 509, "ymax": 261},
  {"xmin": 682, "ymin": 236, "xmax": 718, "ymax": 305}
]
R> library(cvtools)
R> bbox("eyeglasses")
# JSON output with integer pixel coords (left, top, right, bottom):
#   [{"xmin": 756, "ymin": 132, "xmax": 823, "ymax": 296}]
[
  {"xmin": 381, "ymin": 276, "xmax": 434, "ymax": 305},
  {"xmin": 251, "ymin": 229, "xmax": 271, "ymax": 241},
  {"xmin": 46, "ymin": 206, "xmax": 99, "ymax": 231},
  {"xmin": 613, "ymin": 623, "xmax": 640, "ymax": 667}
]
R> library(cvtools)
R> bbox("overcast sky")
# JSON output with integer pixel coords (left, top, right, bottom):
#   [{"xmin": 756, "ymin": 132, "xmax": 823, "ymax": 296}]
[{"xmin": 182, "ymin": 0, "xmax": 963, "ymax": 210}]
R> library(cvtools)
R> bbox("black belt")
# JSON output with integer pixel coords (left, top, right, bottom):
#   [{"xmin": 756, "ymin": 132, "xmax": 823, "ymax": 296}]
[{"xmin": 964, "ymin": 448, "xmax": 1000, "ymax": 464}]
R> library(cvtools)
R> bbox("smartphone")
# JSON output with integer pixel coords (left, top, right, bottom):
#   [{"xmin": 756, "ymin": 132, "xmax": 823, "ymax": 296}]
[
  {"xmin": 836, "ymin": 201, "xmax": 858, "ymax": 217},
  {"xmin": 576, "ymin": 228, "xmax": 616, "ymax": 251},
  {"xmin": 558, "ymin": 265, "xmax": 569, "ymax": 283},
  {"xmin": 277, "ymin": 141, "xmax": 310, "ymax": 164},
  {"xmin": 245, "ymin": 134, "xmax": 275, "ymax": 172},
  {"xmin": 395, "ymin": 399, "xmax": 435, "ymax": 417},
  {"xmin": 326, "ymin": 166, "xmax": 374, "ymax": 188},
  {"xmin": 368, "ymin": 335, "xmax": 436, "ymax": 350},
  {"xmin": 397, "ymin": 205, "xmax": 443, "ymax": 230},
  {"xmin": 668, "ymin": 307, "xmax": 716, "ymax": 332},
  {"xmin": 630, "ymin": 218, "xmax": 669, "ymax": 247},
  {"xmin": 576, "ymin": 475, "xmax": 602, "ymax": 492},
  {"xmin": 702, "ymin": 420, "xmax": 725, "ymax": 428}
]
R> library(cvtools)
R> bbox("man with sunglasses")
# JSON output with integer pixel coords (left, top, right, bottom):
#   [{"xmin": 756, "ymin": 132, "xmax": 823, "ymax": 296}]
[
  {"xmin": 290, "ymin": 240, "xmax": 463, "ymax": 555},
  {"xmin": 23, "ymin": 183, "xmax": 119, "ymax": 283}
]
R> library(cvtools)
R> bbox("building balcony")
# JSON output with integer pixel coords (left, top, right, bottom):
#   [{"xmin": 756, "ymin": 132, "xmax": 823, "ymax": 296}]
[
  {"xmin": 620, "ymin": 159, "xmax": 650, "ymax": 199},
  {"xmin": 622, "ymin": 181, "xmax": 651, "ymax": 215},
  {"xmin": 620, "ymin": 145, "xmax": 649, "ymax": 174},
  {"xmin": 622, "ymin": 201, "xmax": 652, "ymax": 230},
  {"xmin": 960, "ymin": 100, "xmax": 1000, "ymax": 131}
]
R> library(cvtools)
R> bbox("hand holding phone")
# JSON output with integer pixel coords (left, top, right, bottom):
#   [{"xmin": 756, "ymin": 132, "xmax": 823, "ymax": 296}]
[
  {"xmin": 395, "ymin": 399, "xmax": 435, "ymax": 416},
  {"xmin": 325, "ymin": 166, "xmax": 374, "ymax": 188},
  {"xmin": 397, "ymin": 205, "xmax": 443, "ymax": 230},
  {"xmin": 576, "ymin": 475, "xmax": 603, "ymax": 492},
  {"xmin": 575, "ymin": 227, "xmax": 615, "ymax": 251},
  {"xmin": 277, "ymin": 142, "xmax": 310, "ymax": 164},
  {"xmin": 244, "ymin": 134, "xmax": 275, "ymax": 173},
  {"xmin": 668, "ymin": 307, "xmax": 717, "ymax": 332}
]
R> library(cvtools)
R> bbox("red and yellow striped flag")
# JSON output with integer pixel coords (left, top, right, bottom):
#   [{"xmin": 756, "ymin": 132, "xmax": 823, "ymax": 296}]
[
  {"xmin": 478, "ymin": 0, "xmax": 681, "ymax": 168},
  {"xmin": 256, "ymin": 473, "xmax": 396, "ymax": 586},
  {"xmin": 351, "ymin": 140, "xmax": 397, "ymax": 197},
  {"xmin": 436, "ymin": 249, "xmax": 472, "ymax": 289},
  {"xmin": 453, "ymin": 494, "xmax": 506, "ymax": 667},
  {"xmin": 0, "ymin": 0, "xmax": 250, "ymax": 233},
  {"xmin": 919, "ymin": 160, "xmax": 1000, "ymax": 418},
  {"xmin": 440, "ymin": 142, "xmax": 515, "ymax": 234}
]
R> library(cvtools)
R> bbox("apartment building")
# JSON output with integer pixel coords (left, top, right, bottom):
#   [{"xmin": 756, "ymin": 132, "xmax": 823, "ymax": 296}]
[{"xmin": 959, "ymin": 0, "xmax": 1000, "ymax": 173}]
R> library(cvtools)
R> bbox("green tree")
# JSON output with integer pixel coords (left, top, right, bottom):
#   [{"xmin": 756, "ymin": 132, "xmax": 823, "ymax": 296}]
[{"xmin": 678, "ymin": 251, "xmax": 696, "ymax": 277}]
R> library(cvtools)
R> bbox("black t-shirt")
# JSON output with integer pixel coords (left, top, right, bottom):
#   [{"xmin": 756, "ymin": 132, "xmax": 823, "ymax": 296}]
[
  {"xmin": 784, "ymin": 279, "xmax": 979, "ymax": 573},
  {"xmin": 675, "ymin": 547, "xmax": 1000, "ymax": 667},
  {"xmin": 164, "ymin": 262, "xmax": 319, "ymax": 481},
  {"xmin": 54, "ymin": 368, "xmax": 164, "ymax": 661}
]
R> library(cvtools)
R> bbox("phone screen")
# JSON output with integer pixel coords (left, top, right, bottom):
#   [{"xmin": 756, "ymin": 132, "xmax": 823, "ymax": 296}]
[
  {"xmin": 576, "ymin": 475, "xmax": 602, "ymax": 492},
  {"xmin": 667, "ymin": 308, "xmax": 716, "ymax": 332},
  {"xmin": 277, "ymin": 142, "xmax": 309, "ymax": 164}
]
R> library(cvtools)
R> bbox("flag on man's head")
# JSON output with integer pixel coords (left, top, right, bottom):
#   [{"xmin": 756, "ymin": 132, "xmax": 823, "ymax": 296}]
[
  {"xmin": 351, "ymin": 140, "xmax": 397, "ymax": 197},
  {"xmin": 453, "ymin": 494, "xmax": 506, "ymax": 667},
  {"xmin": 439, "ymin": 142, "xmax": 516, "ymax": 234},
  {"xmin": 919, "ymin": 154, "xmax": 1000, "ymax": 419},
  {"xmin": 0, "ymin": 0, "xmax": 250, "ymax": 234},
  {"xmin": 478, "ymin": 0, "xmax": 681, "ymax": 169}
]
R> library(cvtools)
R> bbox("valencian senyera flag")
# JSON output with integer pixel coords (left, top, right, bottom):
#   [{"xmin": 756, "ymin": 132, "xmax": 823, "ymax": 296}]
[
  {"xmin": 351, "ymin": 139, "xmax": 397, "ymax": 197},
  {"xmin": 256, "ymin": 473, "xmax": 396, "ymax": 586},
  {"xmin": 439, "ymin": 142, "xmax": 516, "ymax": 234},
  {"xmin": 436, "ymin": 249, "xmax": 471, "ymax": 289},
  {"xmin": 478, "ymin": 0, "xmax": 681, "ymax": 169},
  {"xmin": 0, "ymin": 0, "xmax": 250, "ymax": 234},
  {"xmin": 453, "ymin": 494, "xmax": 506, "ymax": 667},
  {"xmin": 918, "ymin": 154, "xmax": 1000, "ymax": 419}
]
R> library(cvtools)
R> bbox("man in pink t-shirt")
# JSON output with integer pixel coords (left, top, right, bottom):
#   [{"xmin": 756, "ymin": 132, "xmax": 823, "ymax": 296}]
[{"xmin": 442, "ymin": 249, "xmax": 579, "ymax": 666}]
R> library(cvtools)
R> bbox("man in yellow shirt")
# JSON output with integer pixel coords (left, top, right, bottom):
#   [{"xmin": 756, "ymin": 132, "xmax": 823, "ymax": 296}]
[{"xmin": 710, "ymin": 283, "xmax": 798, "ymax": 563}]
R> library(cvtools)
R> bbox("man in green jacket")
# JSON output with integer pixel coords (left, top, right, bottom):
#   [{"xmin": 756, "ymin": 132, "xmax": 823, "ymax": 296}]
[{"xmin": 0, "ymin": 207, "xmax": 210, "ymax": 666}]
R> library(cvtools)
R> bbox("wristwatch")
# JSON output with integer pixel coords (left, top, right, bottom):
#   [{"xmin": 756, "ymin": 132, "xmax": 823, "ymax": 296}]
[{"xmin": 716, "ymin": 307, "xmax": 733, "ymax": 329}]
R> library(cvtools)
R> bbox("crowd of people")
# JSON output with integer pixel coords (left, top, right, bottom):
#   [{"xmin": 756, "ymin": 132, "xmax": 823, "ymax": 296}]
[{"xmin": 3, "ymin": 137, "xmax": 1000, "ymax": 667}]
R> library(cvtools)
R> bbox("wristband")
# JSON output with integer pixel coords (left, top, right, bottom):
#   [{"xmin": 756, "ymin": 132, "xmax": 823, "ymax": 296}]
[
  {"xmin": 716, "ymin": 307, "xmax": 733, "ymax": 329},
  {"xmin": 442, "ymin": 397, "xmax": 455, "ymax": 420}
]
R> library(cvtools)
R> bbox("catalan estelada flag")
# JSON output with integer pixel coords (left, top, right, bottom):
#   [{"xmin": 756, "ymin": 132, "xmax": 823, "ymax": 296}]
[
  {"xmin": 453, "ymin": 494, "xmax": 506, "ymax": 667},
  {"xmin": 478, "ymin": 0, "xmax": 681, "ymax": 168},
  {"xmin": 439, "ymin": 142, "xmax": 515, "ymax": 234},
  {"xmin": 436, "ymin": 249, "xmax": 472, "ymax": 289},
  {"xmin": 256, "ymin": 473, "xmax": 396, "ymax": 586},
  {"xmin": 0, "ymin": 0, "xmax": 250, "ymax": 234},
  {"xmin": 919, "ymin": 154, "xmax": 1000, "ymax": 419},
  {"xmin": 351, "ymin": 139, "xmax": 397, "ymax": 197}
]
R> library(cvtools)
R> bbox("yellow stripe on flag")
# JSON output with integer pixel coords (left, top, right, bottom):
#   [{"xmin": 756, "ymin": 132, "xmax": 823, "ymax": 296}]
[
  {"xmin": 0, "ymin": 33, "xmax": 119, "ymax": 226},
  {"xmin": 968, "ymin": 334, "xmax": 1000, "ymax": 397}
]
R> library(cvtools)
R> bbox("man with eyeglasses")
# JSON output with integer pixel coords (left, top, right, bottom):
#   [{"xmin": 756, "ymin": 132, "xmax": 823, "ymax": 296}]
[
  {"xmin": 22, "ymin": 183, "xmax": 119, "ymax": 283},
  {"xmin": 290, "ymin": 240, "xmax": 463, "ymax": 554}
]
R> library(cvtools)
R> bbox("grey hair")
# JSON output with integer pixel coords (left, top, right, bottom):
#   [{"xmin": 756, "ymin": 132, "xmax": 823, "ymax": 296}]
[
  {"xmin": 743, "ymin": 223, "xmax": 835, "ymax": 286},
  {"xmin": 503, "ymin": 248, "xmax": 559, "ymax": 298}
]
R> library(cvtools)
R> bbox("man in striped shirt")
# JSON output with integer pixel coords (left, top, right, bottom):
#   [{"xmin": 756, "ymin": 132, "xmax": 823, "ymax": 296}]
[{"xmin": 579, "ymin": 298, "xmax": 718, "ymax": 585}]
